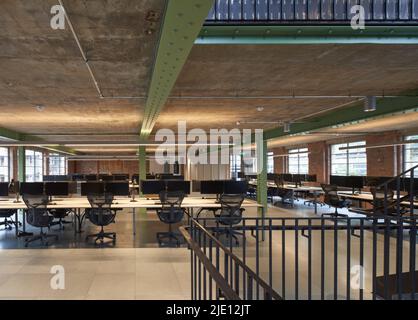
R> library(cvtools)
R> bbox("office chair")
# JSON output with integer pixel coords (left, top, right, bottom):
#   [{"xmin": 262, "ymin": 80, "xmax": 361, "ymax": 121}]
[
  {"xmin": 85, "ymin": 194, "xmax": 117, "ymax": 245},
  {"xmin": 275, "ymin": 187, "xmax": 294, "ymax": 207},
  {"xmin": 0, "ymin": 209, "xmax": 19, "ymax": 230},
  {"xmin": 22, "ymin": 195, "xmax": 58, "ymax": 247},
  {"xmin": 49, "ymin": 209, "xmax": 72, "ymax": 230},
  {"xmin": 156, "ymin": 191, "xmax": 185, "ymax": 247},
  {"xmin": 321, "ymin": 184, "xmax": 351, "ymax": 218},
  {"xmin": 267, "ymin": 187, "xmax": 278, "ymax": 203},
  {"xmin": 213, "ymin": 194, "xmax": 245, "ymax": 246}
]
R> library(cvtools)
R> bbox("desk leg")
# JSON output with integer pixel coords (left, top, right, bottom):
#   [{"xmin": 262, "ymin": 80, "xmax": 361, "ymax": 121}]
[
  {"xmin": 314, "ymin": 192, "xmax": 318, "ymax": 215},
  {"xmin": 73, "ymin": 209, "xmax": 77, "ymax": 234},
  {"xmin": 17, "ymin": 209, "xmax": 33, "ymax": 238},
  {"xmin": 132, "ymin": 208, "xmax": 136, "ymax": 237},
  {"xmin": 15, "ymin": 211, "xmax": 19, "ymax": 237}
]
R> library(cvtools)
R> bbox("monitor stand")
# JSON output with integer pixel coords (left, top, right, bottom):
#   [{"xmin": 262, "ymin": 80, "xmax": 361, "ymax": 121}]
[
  {"xmin": 13, "ymin": 194, "xmax": 21, "ymax": 203},
  {"xmin": 130, "ymin": 193, "xmax": 137, "ymax": 202}
]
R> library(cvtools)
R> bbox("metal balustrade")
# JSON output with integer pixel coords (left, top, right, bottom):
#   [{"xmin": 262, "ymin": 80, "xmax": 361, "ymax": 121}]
[
  {"xmin": 181, "ymin": 215, "xmax": 418, "ymax": 300},
  {"xmin": 205, "ymin": 0, "xmax": 418, "ymax": 24}
]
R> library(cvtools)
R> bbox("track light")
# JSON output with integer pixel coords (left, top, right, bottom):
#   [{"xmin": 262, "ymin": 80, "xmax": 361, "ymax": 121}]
[
  {"xmin": 283, "ymin": 122, "xmax": 291, "ymax": 133},
  {"xmin": 364, "ymin": 96, "xmax": 377, "ymax": 112}
]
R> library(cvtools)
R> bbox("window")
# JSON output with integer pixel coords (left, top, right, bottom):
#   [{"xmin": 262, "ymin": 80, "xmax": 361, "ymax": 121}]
[
  {"xmin": 0, "ymin": 148, "xmax": 9, "ymax": 182},
  {"xmin": 404, "ymin": 135, "xmax": 418, "ymax": 173},
  {"xmin": 267, "ymin": 152, "xmax": 274, "ymax": 174},
  {"xmin": 331, "ymin": 141, "xmax": 367, "ymax": 176},
  {"xmin": 288, "ymin": 148, "xmax": 309, "ymax": 174},
  {"xmin": 230, "ymin": 154, "xmax": 241, "ymax": 179},
  {"xmin": 49, "ymin": 153, "xmax": 67, "ymax": 175},
  {"xmin": 25, "ymin": 150, "xmax": 43, "ymax": 182}
]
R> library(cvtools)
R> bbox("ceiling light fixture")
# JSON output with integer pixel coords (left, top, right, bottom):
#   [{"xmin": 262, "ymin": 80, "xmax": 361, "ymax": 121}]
[
  {"xmin": 35, "ymin": 104, "xmax": 45, "ymax": 112},
  {"xmin": 283, "ymin": 122, "xmax": 291, "ymax": 133},
  {"xmin": 256, "ymin": 106, "xmax": 264, "ymax": 112},
  {"xmin": 364, "ymin": 96, "xmax": 377, "ymax": 112}
]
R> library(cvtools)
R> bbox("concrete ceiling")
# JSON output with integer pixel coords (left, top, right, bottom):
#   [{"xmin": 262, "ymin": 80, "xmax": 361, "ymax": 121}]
[{"xmin": 1, "ymin": 2, "xmax": 418, "ymax": 155}]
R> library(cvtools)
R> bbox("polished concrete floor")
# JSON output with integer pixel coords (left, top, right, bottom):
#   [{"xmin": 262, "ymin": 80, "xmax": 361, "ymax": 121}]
[{"xmin": 0, "ymin": 197, "xmax": 414, "ymax": 300}]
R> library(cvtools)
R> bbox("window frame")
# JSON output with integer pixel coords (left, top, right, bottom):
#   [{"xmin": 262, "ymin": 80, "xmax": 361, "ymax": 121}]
[
  {"xmin": 330, "ymin": 141, "xmax": 367, "ymax": 176},
  {"xmin": 287, "ymin": 147, "xmax": 309, "ymax": 174},
  {"xmin": 0, "ymin": 147, "xmax": 10, "ymax": 182},
  {"xmin": 25, "ymin": 149, "xmax": 44, "ymax": 182},
  {"xmin": 48, "ymin": 153, "xmax": 68, "ymax": 175}
]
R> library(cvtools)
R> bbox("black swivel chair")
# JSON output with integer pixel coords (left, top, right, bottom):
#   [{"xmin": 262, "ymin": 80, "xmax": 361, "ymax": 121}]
[
  {"xmin": 213, "ymin": 194, "xmax": 245, "ymax": 245},
  {"xmin": 49, "ymin": 209, "xmax": 72, "ymax": 230},
  {"xmin": 156, "ymin": 191, "xmax": 185, "ymax": 247},
  {"xmin": 0, "ymin": 210, "xmax": 18, "ymax": 230},
  {"xmin": 321, "ymin": 184, "xmax": 351, "ymax": 218},
  {"xmin": 85, "ymin": 194, "xmax": 117, "ymax": 245},
  {"xmin": 22, "ymin": 195, "xmax": 58, "ymax": 247}
]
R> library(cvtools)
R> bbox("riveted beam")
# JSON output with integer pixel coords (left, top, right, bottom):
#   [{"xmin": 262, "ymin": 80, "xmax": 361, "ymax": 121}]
[
  {"xmin": 197, "ymin": 26, "xmax": 418, "ymax": 44},
  {"xmin": 139, "ymin": 0, "xmax": 214, "ymax": 140},
  {"xmin": 264, "ymin": 96, "xmax": 418, "ymax": 141},
  {"xmin": 0, "ymin": 126, "xmax": 78, "ymax": 155}
]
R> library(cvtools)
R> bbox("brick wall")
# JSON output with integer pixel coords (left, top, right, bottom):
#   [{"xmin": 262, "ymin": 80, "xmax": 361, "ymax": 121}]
[
  {"xmin": 308, "ymin": 141, "xmax": 329, "ymax": 184},
  {"xmin": 272, "ymin": 147, "xmax": 286, "ymax": 174},
  {"xmin": 69, "ymin": 160, "xmax": 139, "ymax": 177},
  {"xmin": 366, "ymin": 131, "xmax": 401, "ymax": 177}
]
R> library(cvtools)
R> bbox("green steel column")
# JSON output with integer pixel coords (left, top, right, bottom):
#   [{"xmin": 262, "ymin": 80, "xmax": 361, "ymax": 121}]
[
  {"xmin": 17, "ymin": 146, "xmax": 25, "ymax": 182},
  {"xmin": 256, "ymin": 139, "xmax": 268, "ymax": 217},
  {"xmin": 138, "ymin": 146, "xmax": 147, "ymax": 215}
]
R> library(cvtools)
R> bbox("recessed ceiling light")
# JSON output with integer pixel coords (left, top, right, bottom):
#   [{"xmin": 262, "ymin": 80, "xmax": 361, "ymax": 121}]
[
  {"xmin": 236, "ymin": 121, "xmax": 241, "ymax": 126},
  {"xmin": 283, "ymin": 122, "xmax": 291, "ymax": 133},
  {"xmin": 35, "ymin": 104, "xmax": 45, "ymax": 112},
  {"xmin": 256, "ymin": 106, "xmax": 264, "ymax": 112}
]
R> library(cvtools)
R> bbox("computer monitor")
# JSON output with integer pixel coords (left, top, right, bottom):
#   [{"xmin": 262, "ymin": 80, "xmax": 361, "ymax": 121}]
[
  {"xmin": 224, "ymin": 180, "xmax": 248, "ymax": 194},
  {"xmin": 45, "ymin": 182, "xmax": 69, "ymax": 196},
  {"xmin": 0, "ymin": 183, "xmax": 9, "ymax": 197},
  {"xmin": 68, "ymin": 181, "xmax": 77, "ymax": 195},
  {"xmin": 159, "ymin": 173, "xmax": 175, "ymax": 180},
  {"xmin": 99, "ymin": 174, "xmax": 113, "ymax": 182},
  {"xmin": 20, "ymin": 182, "xmax": 44, "ymax": 195},
  {"xmin": 113, "ymin": 174, "xmax": 129, "ymax": 181},
  {"xmin": 306, "ymin": 174, "xmax": 317, "ymax": 182},
  {"xmin": 43, "ymin": 175, "xmax": 54, "ymax": 182},
  {"xmin": 267, "ymin": 173, "xmax": 276, "ymax": 181},
  {"xmin": 146, "ymin": 174, "xmax": 155, "ymax": 180},
  {"xmin": 71, "ymin": 174, "xmax": 85, "ymax": 181},
  {"xmin": 200, "ymin": 181, "xmax": 224, "ymax": 195},
  {"xmin": 105, "ymin": 182, "xmax": 130, "ymax": 196},
  {"xmin": 282, "ymin": 174, "xmax": 292, "ymax": 182},
  {"xmin": 140, "ymin": 180, "xmax": 166, "ymax": 195},
  {"xmin": 166, "ymin": 180, "xmax": 190, "ymax": 194},
  {"xmin": 345, "ymin": 176, "xmax": 364, "ymax": 189},
  {"xmin": 81, "ymin": 182, "xmax": 104, "ymax": 196},
  {"xmin": 85, "ymin": 174, "xmax": 98, "ymax": 181}
]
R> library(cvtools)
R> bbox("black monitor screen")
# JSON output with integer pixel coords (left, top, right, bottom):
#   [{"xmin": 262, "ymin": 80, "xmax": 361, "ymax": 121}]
[
  {"xmin": 224, "ymin": 180, "xmax": 248, "ymax": 194},
  {"xmin": 45, "ymin": 182, "xmax": 69, "ymax": 196},
  {"xmin": 106, "ymin": 182, "xmax": 130, "ymax": 196},
  {"xmin": 141, "ymin": 180, "xmax": 166, "ymax": 195},
  {"xmin": 99, "ymin": 175, "xmax": 113, "ymax": 182},
  {"xmin": 81, "ymin": 182, "xmax": 104, "ymax": 196},
  {"xmin": 345, "ymin": 176, "xmax": 364, "ymax": 189},
  {"xmin": 0, "ymin": 183, "xmax": 8, "ymax": 197},
  {"xmin": 113, "ymin": 174, "xmax": 129, "ymax": 181},
  {"xmin": 71, "ymin": 174, "xmax": 85, "ymax": 181},
  {"xmin": 282, "ymin": 174, "xmax": 292, "ymax": 182},
  {"xmin": 85, "ymin": 174, "xmax": 98, "ymax": 181},
  {"xmin": 20, "ymin": 182, "xmax": 44, "ymax": 196},
  {"xmin": 200, "ymin": 181, "xmax": 224, "ymax": 195},
  {"xmin": 267, "ymin": 173, "xmax": 276, "ymax": 181},
  {"xmin": 166, "ymin": 181, "xmax": 190, "ymax": 194}
]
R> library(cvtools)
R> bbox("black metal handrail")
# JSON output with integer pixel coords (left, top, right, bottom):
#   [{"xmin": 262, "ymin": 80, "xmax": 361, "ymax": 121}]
[
  {"xmin": 180, "ymin": 218, "xmax": 282, "ymax": 300},
  {"xmin": 206, "ymin": 0, "xmax": 418, "ymax": 25},
  {"xmin": 184, "ymin": 215, "xmax": 418, "ymax": 300}
]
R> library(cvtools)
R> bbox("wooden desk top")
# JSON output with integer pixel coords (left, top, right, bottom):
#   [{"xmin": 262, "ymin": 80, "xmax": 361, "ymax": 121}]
[{"xmin": 0, "ymin": 197, "xmax": 262, "ymax": 210}]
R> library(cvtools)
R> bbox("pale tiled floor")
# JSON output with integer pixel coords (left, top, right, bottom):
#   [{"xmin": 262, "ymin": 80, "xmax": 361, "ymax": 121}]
[{"xmin": 0, "ymin": 198, "xmax": 414, "ymax": 300}]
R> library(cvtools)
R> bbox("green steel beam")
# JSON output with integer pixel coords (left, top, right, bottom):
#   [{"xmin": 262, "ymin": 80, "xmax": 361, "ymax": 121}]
[
  {"xmin": 0, "ymin": 126, "xmax": 78, "ymax": 156},
  {"xmin": 139, "ymin": 0, "xmax": 214, "ymax": 140},
  {"xmin": 197, "ymin": 26, "xmax": 418, "ymax": 44},
  {"xmin": 17, "ymin": 147, "xmax": 25, "ymax": 182},
  {"xmin": 256, "ymin": 139, "xmax": 268, "ymax": 216},
  {"xmin": 264, "ymin": 96, "xmax": 418, "ymax": 141},
  {"xmin": 138, "ymin": 146, "xmax": 147, "ymax": 215}
]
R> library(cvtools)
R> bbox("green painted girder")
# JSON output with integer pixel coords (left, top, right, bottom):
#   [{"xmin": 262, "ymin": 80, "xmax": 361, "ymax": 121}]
[
  {"xmin": 197, "ymin": 25, "xmax": 418, "ymax": 44},
  {"xmin": 0, "ymin": 126, "xmax": 78, "ymax": 155},
  {"xmin": 139, "ymin": 0, "xmax": 215, "ymax": 140},
  {"xmin": 264, "ymin": 96, "xmax": 418, "ymax": 141}
]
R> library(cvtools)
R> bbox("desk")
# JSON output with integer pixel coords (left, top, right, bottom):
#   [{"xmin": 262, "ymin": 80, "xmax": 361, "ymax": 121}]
[
  {"xmin": 338, "ymin": 191, "xmax": 418, "ymax": 210},
  {"xmin": 0, "ymin": 197, "xmax": 264, "ymax": 239},
  {"xmin": 249, "ymin": 181, "xmax": 323, "ymax": 214}
]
